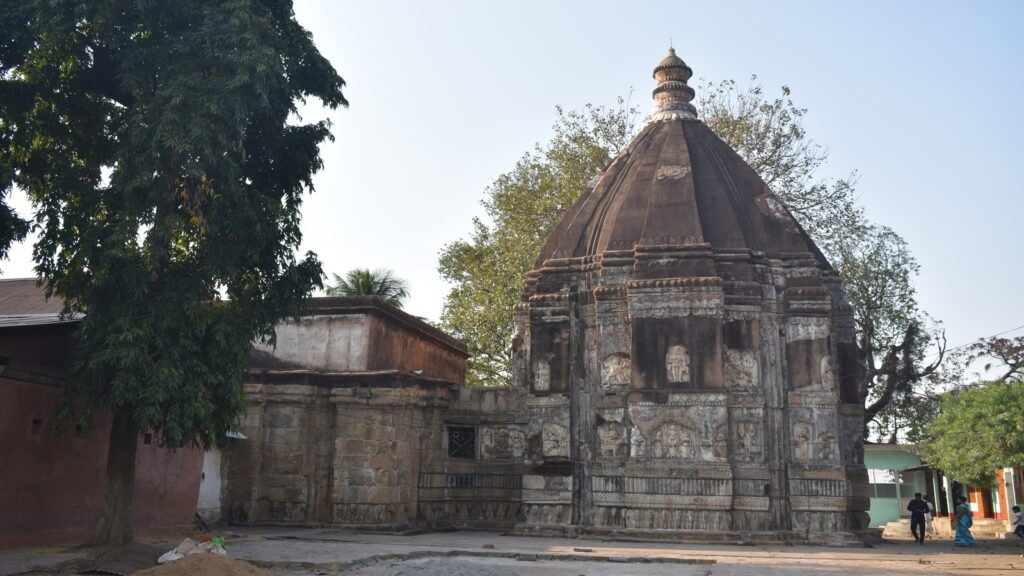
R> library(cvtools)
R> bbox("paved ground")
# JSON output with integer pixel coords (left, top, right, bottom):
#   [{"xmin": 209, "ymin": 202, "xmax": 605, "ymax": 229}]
[{"xmin": 4, "ymin": 528, "xmax": 1024, "ymax": 576}]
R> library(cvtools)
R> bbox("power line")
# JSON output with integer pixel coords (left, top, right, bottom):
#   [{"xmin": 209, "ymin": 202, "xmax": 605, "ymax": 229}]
[{"xmin": 924, "ymin": 322, "xmax": 1024, "ymax": 359}]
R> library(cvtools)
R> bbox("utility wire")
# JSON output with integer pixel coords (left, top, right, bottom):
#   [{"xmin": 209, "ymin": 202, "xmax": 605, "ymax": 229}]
[{"xmin": 924, "ymin": 322, "xmax": 1024, "ymax": 359}]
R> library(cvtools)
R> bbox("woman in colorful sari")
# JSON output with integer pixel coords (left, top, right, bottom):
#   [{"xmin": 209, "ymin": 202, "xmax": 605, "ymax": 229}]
[{"xmin": 954, "ymin": 495, "xmax": 975, "ymax": 546}]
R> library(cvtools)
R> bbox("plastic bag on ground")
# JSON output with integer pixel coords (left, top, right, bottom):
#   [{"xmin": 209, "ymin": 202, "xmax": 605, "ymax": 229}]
[{"xmin": 157, "ymin": 537, "xmax": 227, "ymax": 564}]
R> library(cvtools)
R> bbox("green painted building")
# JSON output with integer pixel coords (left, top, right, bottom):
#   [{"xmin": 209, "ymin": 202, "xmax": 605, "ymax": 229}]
[{"xmin": 864, "ymin": 444, "xmax": 931, "ymax": 527}]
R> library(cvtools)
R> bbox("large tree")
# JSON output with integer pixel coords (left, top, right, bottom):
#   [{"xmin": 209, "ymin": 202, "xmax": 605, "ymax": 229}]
[
  {"xmin": 919, "ymin": 336, "xmax": 1024, "ymax": 482},
  {"xmin": 439, "ymin": 78, "xmax": 942, "ymax": 439},
  {"xmin": 829, "ymin": 223, "xmax": 945, "ymax": 442},
  {"xmin": 920, "ymin": 379, "xmax": 1024, "ymax": 484},
  {"xmin": 0, "ymin": 1, "xmax": 346, "ymax": 545},
  {"xmin": 438, "ymin": 101, "xmax": 638, "ymax": 386}
]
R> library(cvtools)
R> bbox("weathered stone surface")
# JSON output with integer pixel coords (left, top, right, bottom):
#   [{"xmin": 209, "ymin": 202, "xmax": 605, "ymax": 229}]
[{"xmin": 510, "ymin": 51, "xmax": 868, "ymax": 538}]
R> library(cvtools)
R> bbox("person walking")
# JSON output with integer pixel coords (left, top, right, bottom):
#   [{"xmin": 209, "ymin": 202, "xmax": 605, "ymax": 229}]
[
  {"xmin": 954, "ymin": 495, "xmax": 975, "ymax": 546},
  {"xmin": 907, "ymin": 492, "xmax": 930, "ymax": 544},
  {"xmin": 924, "ymin": 497, "xmax": 936, "ymax": 538},
  {"xmin": 1012, "ymin": 505, "xmax": 1024, "ymax": 541}
]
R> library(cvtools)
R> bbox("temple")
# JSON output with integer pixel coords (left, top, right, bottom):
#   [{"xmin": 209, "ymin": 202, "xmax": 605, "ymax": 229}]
[
  {"xmin": 208, "ymin": 50, "xmax": 870, "ymax": 545},
  {"xmin": 510, "ymin": 48, "xmax": 869, "ymax": 542}
]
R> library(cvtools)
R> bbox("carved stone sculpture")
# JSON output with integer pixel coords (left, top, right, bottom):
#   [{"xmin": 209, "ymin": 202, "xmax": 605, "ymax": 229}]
[
  {"xmin": 817, "ymin": 431, "xmax": 835, "ymax": 462},
  {"xmin": 534, "ymin": 359, "xmax": 550, "ymax": 392},
  {"xmin": 794, "ymin": 421, "xmax": 813, "ymax": 461},
  {"xmin": 820, "ymin": 355, "xmax": 835, "ymax": 391},
  {"xmin": 481, "ymin": 427, "xmax": 525, "ymax": 461},
  {"xmin": 597, "ymin": 421, "xmax": 626, "ymax": 458},
  {"xmin": 601, "ymin": 353, "xmax": 631, "ymax": 388},
  {"xmin": 724, "ymin": 349, "xmax": 758, "ymax": 388},
  {"xmin": 653, "ymin": 422, "xmax": 694, "ymax": 459},
  {"xmin": 666, "ymin": 345, "xmax": 690, "ymax": 383},
  {"xmin": 736, "ymin": 421, "xmax": 757, "ymax": 460},
  {"xmin": 786, "ymin": 317, "xmax": 830, "ymax": 342},
  {"xmin": 712, "ymin": 423, "xmax": 728, "ymax": 459},
  {"xmin": 542, "ymin": 421, "xmax": 569, "ymax": 458}
]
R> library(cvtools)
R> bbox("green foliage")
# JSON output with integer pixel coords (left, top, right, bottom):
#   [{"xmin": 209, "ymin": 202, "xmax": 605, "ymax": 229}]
[
  {"xmin": 0, "ymin": 1, "xmax": 346, "ymax": 447},
  {"xmin": 920, "ymin": 381, "xmax": 1024, "ymax": 484},
  {"xmin": 830, "ymin": 223, "xmax": 942, "ymax": 441},
  {"xmin": 693, "ymin": 78, "xmax": 942, "ymax": 440},
  {"xmin": 696, "ymin": 77, "xmax": 864, "ymax": 246},
  {"xmin": 0, "ymin": 166, "xmax": 29, "ymax": 262},
  {"xmin": 438, "ymin": 100, "xmax": 639, "ymax": 386},
  {"xmin": 327, "ymin": 268, "xmax": 409, "ymax": 309}
]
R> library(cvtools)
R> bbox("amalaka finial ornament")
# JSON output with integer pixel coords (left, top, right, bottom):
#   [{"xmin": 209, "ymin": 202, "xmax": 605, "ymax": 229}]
[{"xmin": 651, "ymin": 47, "xmax": 698, "ymax": 121}]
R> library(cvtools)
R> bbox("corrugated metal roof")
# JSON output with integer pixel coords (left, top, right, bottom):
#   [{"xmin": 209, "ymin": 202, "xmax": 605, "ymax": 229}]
[{"xmin": 0, "ymin": 279, "xmax": 72, "ymax": 326}]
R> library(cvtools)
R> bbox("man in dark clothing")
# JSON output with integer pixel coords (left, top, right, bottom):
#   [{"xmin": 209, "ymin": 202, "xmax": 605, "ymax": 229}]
[{"xmin": 908, "ymin": 492, "xmax": 930, "ymax": 544}]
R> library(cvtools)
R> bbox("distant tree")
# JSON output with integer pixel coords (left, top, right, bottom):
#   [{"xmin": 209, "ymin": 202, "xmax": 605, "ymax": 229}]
[
  {"xmin": 700, "ymin": 78, "xmax": 945, "ymax": 438},
  {"xmin": 695, "ymin": 77, "xmax": 864, "ymax": 247},
  {"xmin": 964, "ymin": 335, "xmax": 1024, "ymax": 384},
  {"xmin": 0, "ymin": 1, "xmax": 346, "ymax": 546},
  {"xmin": 920, "ymin": 380, "xmax": 1024, "ymax": 484},
  {"xmin": 828, "ymin": 223, "xmax": 945, "ymax": 441},
  {"xmin": 438, "ymin": 100, "xmax": 639, "ymax": 386},
  {"xmin": 327, "ymin": 268, "xmax": 409, "ymax": 309}
]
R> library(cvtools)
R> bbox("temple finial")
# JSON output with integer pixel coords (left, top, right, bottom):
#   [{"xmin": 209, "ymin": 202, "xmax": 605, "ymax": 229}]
[{"xmin": 651, "ymin": 47, "xmax": 697, "ymax": 121}]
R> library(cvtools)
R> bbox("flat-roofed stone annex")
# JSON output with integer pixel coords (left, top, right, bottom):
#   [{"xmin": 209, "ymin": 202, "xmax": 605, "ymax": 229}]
[{"xmin": 510, "ymin": 48, "xmax": 868, "ymax": 541}]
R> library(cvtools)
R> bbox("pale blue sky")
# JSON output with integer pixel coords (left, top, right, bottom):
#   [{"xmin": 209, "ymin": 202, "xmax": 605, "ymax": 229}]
[{"xmin": 5, "ymin": 0, "xmax": 1023, "ymax": 354}]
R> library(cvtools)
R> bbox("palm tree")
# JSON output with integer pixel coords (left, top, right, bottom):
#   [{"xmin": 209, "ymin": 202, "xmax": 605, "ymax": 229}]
[{"xmin": 327, "ymin": 268, "xmax": 410, "ymax": 309}]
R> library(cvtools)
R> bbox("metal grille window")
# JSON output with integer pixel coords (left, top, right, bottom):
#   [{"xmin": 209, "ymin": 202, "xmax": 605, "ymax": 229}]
[{"xmin": 447, "ymin": 426, "xmax": 476, "ymax": 459}]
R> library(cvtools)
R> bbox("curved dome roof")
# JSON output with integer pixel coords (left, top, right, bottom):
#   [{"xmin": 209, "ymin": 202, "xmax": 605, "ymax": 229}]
[{"xmin": 534, "ymin": 50, "xmax": 825, "ymax": 268}]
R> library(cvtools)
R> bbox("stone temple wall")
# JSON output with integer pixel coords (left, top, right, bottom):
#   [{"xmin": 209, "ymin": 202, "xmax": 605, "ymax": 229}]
[
  {"xmin": 222, "ymin": 374, "xmax": 451, "ymax": 528},
  {"xmin": 418, "ymin": 386, "xmax": 528, "ymax": 528},
  {"xmin": 507, "ymin": 253, "xmax": 870, "ymax": 543},
  {"xmin": 222, "ymin": 296, "xmax": 469, "ymax": 529}
]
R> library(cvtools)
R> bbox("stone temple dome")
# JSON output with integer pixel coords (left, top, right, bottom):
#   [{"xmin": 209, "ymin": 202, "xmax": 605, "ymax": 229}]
[
  {"xmin": 513, "ymin": 49, "xmax": 868, "ymax": 541},
  {"xmin": 535, "ymin": 49, "xmax": 824, "ymax": 266}
]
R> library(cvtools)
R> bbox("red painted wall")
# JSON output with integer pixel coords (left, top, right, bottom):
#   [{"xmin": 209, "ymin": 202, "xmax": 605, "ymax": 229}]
[{"xmin": 0, "ymin": 377, "xmax": 203, "ymax": 548}]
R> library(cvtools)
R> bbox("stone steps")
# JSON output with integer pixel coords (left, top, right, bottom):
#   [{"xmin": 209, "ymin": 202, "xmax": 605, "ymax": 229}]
[{"xmin": 881, "ymin": 518, "xmax": 1012, "ymax": 539}]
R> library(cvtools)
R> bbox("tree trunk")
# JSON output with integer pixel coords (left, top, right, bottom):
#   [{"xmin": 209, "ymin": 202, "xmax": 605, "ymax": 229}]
[{"xmin": 92, "ymin": 411, "xmax": 139, "ymax": 547}]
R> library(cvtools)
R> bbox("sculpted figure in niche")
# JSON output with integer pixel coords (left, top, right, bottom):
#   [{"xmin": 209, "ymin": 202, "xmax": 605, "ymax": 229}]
[
  {"xmin": 725, "ymin": 349, "xmax": 759, "ymax": 388},
  {"xmin": 597, "ymin": 421, "xmax": 626, "ymax": 458},
  {"xmin": 736, "ymin": 421, "xmax": 758, "ymax": 460},
  {"xmin": 542, "ymin": 421, "xmax": 569, "ymax": 458},
  {"xmin": 844, "ymin": 431, "xmax": 864, "ymax": 465},
  {"xmin": 794, "ymin": 421, "xmax": 813, "ymax": 461},
  {"xmin": 712, "ymin": 423, "xmax": 728, "ymax": 459},
  {"xmin": 666, "ymin": 345, "xmax": 690, "ymax": 383},
  {"xmin": 818, "ymin": 431, "xmax": 836, "ymax": 462},
  {"xmin": 630, "ymin": 426, "xmax": 646, "ymax": 458},
  {"xmin": 601, "ymin": 353, "xmax": 631, "ymax": 388},
  {"xmin": 820, "ymin": 355, "xmax": 835, "ymax": 391},
  {"xmin": 482, "ymin": 427, "xmax": 524, "ymax": 461},
  {"xmin": 653, "ymin": 422, "xmax": 694, "ymax": 459},
  {"xmin": 533, "ymin": 359, "xmax": 550, "ymax": 392}
]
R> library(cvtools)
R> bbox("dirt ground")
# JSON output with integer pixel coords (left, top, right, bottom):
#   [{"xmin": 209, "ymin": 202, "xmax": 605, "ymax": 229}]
[
  {"xmin": 4, "ymin": 528, "xmax": 1024, "ymax": 576},
  {"xmin": 132, "ymin": 554, "xmax": 274, "ymax": 576}
]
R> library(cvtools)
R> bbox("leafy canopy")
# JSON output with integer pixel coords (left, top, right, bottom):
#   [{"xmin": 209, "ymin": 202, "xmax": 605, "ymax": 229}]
[
  {"xmin": 0, "ymin": 0, "xmax": 347, "ymax": 447},
  {"xmin": 327, "ymin": 268, "xmax": 410, "ymax": 309},
  {"xmin": 438, "ymin": 100, "xmax": 638, "ymax": 386},
  {"xmin": 920, "ymin": 380, "xmax": 1024, "ymax": 484}
]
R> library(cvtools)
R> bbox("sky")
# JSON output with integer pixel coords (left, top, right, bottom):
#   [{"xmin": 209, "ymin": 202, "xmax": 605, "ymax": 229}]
[{"xmin": 4, "ymin": 0, "xmax": 1023, "ymax": 358}]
